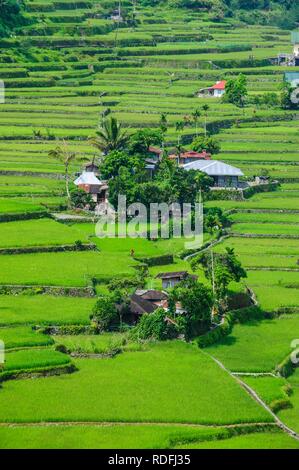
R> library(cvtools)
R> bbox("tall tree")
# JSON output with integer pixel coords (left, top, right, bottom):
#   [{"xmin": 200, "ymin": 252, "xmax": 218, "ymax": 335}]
[
  {"xmin": 223, "ymin": 73, "xmax": 248, "ymax": 107},
  {"xmin": 0, "ymin": 0, "xmax": 26, "ymax": 37},
  {"xmin": 128, "ymin": 128, "xmax": 163, "ymax": 155},
  {"xmin": 192, "ymin": 135, "xmax": 221, "ymax": 155},
  {"xmin": 202, "ymin": 104, "xmax": 210, "ymax": 137},
  {"xmin": 90, "ymin": 116, "xmax": 128, "ymax": 155},
  {"xmin": 192, "ymin": 109, "xmax": 201, "ymax": 136},
  {"xmin": 169, "ymin": 278, "xmax": 213, "ymax": 339},
  {"xmin": 48, "ymin": 140, "xmax": 77, "ymax": 206},
  {"xmin": 191, "ymin": 247, "xmax": 247, "ymax": 304}
]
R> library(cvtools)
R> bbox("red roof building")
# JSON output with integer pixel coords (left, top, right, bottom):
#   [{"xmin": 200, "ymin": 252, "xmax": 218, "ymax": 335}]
[
  {"xmin": 198, "ymin": 80, "xmax": 227, "ymax": 98},
  {"xmin": 169, "ymin": 149, "xmax": 211, "ymax": 166}
]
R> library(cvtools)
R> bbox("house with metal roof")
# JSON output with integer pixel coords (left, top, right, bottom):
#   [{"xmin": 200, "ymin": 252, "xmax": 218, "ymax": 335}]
[
  {"xmin": 156, "ymin": 271, "xmax": 198, "ymax": 289},
  {"xmin": 74, "ymin": 171, "xmax": 108, "ymax": 203},
  {"xmin": 276, "ymin": 31, "xmax": 299, "ymax": 66},
  {"xmin": 198, "ymin": 80, "xmax": 226, "ymax": 98},
  {"xmin": 169, "ymin": 150, "xmax": 211, "ymax": 166},
  {"xmin": 183, "ymin": 160, "xmax": 244, "ymax": 188}
]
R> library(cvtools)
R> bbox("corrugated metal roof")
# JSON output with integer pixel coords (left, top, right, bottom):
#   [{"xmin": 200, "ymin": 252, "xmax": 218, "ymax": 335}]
[
  {"xmin": 183, "ymin": 160, "xmax": 244, "ymax": 176},
  {"xmin": 211, "ymin": 80, "xmax": 226, "ymax": 90},
  {"xmin": 74, "ymin": 171, "xmax": 102, "ymax": 185}
]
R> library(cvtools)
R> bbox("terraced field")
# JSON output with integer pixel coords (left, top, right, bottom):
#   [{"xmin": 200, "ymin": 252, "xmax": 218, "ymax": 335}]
[{"xmin": 0, "ymin": 0, "xmax": 298, "ymax": 450}]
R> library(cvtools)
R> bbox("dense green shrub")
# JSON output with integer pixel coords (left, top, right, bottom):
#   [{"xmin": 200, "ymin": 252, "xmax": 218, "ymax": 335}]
[
  {"xmin": 230, "ymin": 305, "xmax": 264, "ymax": 323},
  {"xmin": 0, "ymin": 0, "xmax": 27, "ymax": 37},
  {"xmin": 135, "ymin": 254, "xmax": 174, "ymax": 266},
  {"xmin": 70, "ymin": 188, "xmax": 96, "ymax": 210},
  {"xmin": 131, "ymin": 308, "xmax": 179, "ymax": 341},
  {"xmin": 197, "ymin": 313, "xmax": 233, "ymax": 348},
  {"xmin": 276, "ymin": 354, "xmax": 296, "ymax": 378}
]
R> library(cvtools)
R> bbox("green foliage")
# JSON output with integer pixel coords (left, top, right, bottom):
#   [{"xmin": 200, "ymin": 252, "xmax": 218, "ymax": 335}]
[
  {"xmin": 191, "ymin": 247, "xmax": 247, "ymax": 301},
  {"xmin": 70, "ymin": 188, "xmax": 95, "ymax": 210},
  {"xmin": 170, "ymin": 278, "xmax": 213, "ymax": 338},
  {"xmin": 132, "ymin": 308, "xmax": 179, "ymax": 341},
  {"xmin": 90, "ymin": 117, "xmax": 128, "ymax": 155},
  {"xmin": 135, "ymin": 254, "xmax": 174, "ymax": 266},
  {"xmin": 223, "ymin": 73, "xmax": 248, "ymax": 107},
  {"xmin": 197, "ymin": 313, "xmax": 233, "ymax": 348},
  {"xmin": 227, "ymin": 0, "xmax": 299, "ymax": 29},
  {"xmin": 191, "ymin": 136, "xmax": 221, "ymax": 155},
  {"xmin": 204, "ymin": 207, "xmax": 229, "ymax": 234},
  {"xmin": 276, "ymin": 354, "xmax": 296, "ymax": 378},
  {"xmin": 128, "ymin": 129, "xmax": 163, "ymax": 155},
  {"xmin": 0, "ymin": 0, "xmax": 26, "ymax": 37},
  {"xmin": 251, "ymin": 92, "xmax": 279, "ymax": 108},
  {"xmin": 91, "ymin": 294, "xmax": 119, "ymax": 331},
  {"xmin": 100, "ymin": 150, "xmax": 141, "ymax": 180}
]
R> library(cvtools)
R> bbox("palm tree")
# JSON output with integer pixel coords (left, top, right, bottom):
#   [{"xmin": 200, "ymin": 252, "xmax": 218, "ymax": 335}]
[
  {"xmin": 48, "ymin": 140, "xmax": 77, "ymax": 206},
  {"xmin": 175, "ymin": 142, "xmax": 184, "ymax": 167},
  {"xmin": 192, "ymin": 109, "xmax": 201, "ymax": 136},
  {"xmin": 89, "ymin": 116, "xmax": 128, "ymax": 155},
  {"xmin": 175, "ymin": 120, "xmax": 185, "ymax": 147},
  {"xmin": 202, "ymin": 104, "xmax": 210, "ymax": 137}
]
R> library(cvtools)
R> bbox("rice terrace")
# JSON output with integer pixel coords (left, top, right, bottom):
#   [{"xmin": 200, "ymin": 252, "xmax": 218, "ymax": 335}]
[{"xmin": 0, "ymin": 0, "xmax": 299, "ymax": 453}]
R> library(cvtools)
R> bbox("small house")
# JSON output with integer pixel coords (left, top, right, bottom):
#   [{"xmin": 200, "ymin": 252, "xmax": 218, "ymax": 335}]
[
  {"xmin": 198, "ymin": 80, "xmax": 226, "ymax": 98},
  {"xmin": 135, "ymin": 289, "xmax": 169, "ymax": 306},
  {"xmin": 129, "ymin": 290, "xmax": 169, "ymax": 323},
  {"xmin": 129, "ymin": 289, "xmax": 185, "ymax": 322},
  {"xmin": 143, "ymin": 147, "xmax": 163, "ymax": 177},
  {"xmin": 156, "ymin": 271, "xmax": 198, "ymax": 289},
  {"xmin": 148, "ymin": 146, "xmax": 163, "ymax": 162},
  {"xmin": 169, "ymin": 150, "xmax": 211, "ymax": 166},
  {"xmin": 183, "ymin": 160, "xmax": 243, "ymax": 188},
  {"xmin": 74, "ymin": 171, "xmax": 108, "ymax": 203}
]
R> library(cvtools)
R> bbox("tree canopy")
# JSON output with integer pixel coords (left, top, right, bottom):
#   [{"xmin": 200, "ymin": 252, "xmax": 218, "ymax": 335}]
[{"xmin": 0, "ymin": 0, "xmax": 26, "ymax": 37}]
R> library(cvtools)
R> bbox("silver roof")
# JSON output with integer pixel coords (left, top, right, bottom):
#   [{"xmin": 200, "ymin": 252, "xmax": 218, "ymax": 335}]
[
  {"xmin": 183, "ymin": 160, "xmax": 244, "ymax": 176},
  {"xmin": 74, "ymin": 171, "xmax": 102, "ymax": 185}
]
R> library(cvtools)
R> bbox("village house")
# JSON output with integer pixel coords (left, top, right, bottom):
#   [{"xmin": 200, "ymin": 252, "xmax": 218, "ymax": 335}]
[
  {"xmin": 276, "ymin": 31, "xmax": 299, "ymax": 66},
  {"xmin": 183, "ymin": 160, "xmax": 244, "ymax": 189},
  {"xmin": 148, "ymin": 146, "xmax": 163, "ymax": 162},
  {"xmin": 129, "ymin": 289, "xmax": 186, "ymax": 323},
  {"xmin": 156, "ymin": 271, "xmax": 198, "ymax": 289},
  {"xmin": 198, "ymin": 80, "xmax": 226, "ymax": 98},
  {"xmin": 74, "ymin": 171, "xmax": 108, "ymax": 203},
  {"xmin": 168, "ymin": 149, "xmax": 211, "ymax": 166},
  {"xmin": 143, "ymin": 146, "xmax": 163, "ymax": 177},
  {"xmin": 129, "ymin": 290, "xmax": 167, "ymax": 323}
]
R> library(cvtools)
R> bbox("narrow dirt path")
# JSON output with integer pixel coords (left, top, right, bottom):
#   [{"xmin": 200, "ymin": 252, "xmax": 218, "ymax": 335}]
[
  {"xmin": 0, "ymin": 421, "xmax": 276, "ymax": 429},
  {"xmin": 206, "ymin": 353, "xmax": 299, "ymax": 442},
  {"xmin": 184, "ymin": 234, "xmax": 229, "ymax": 261}
]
